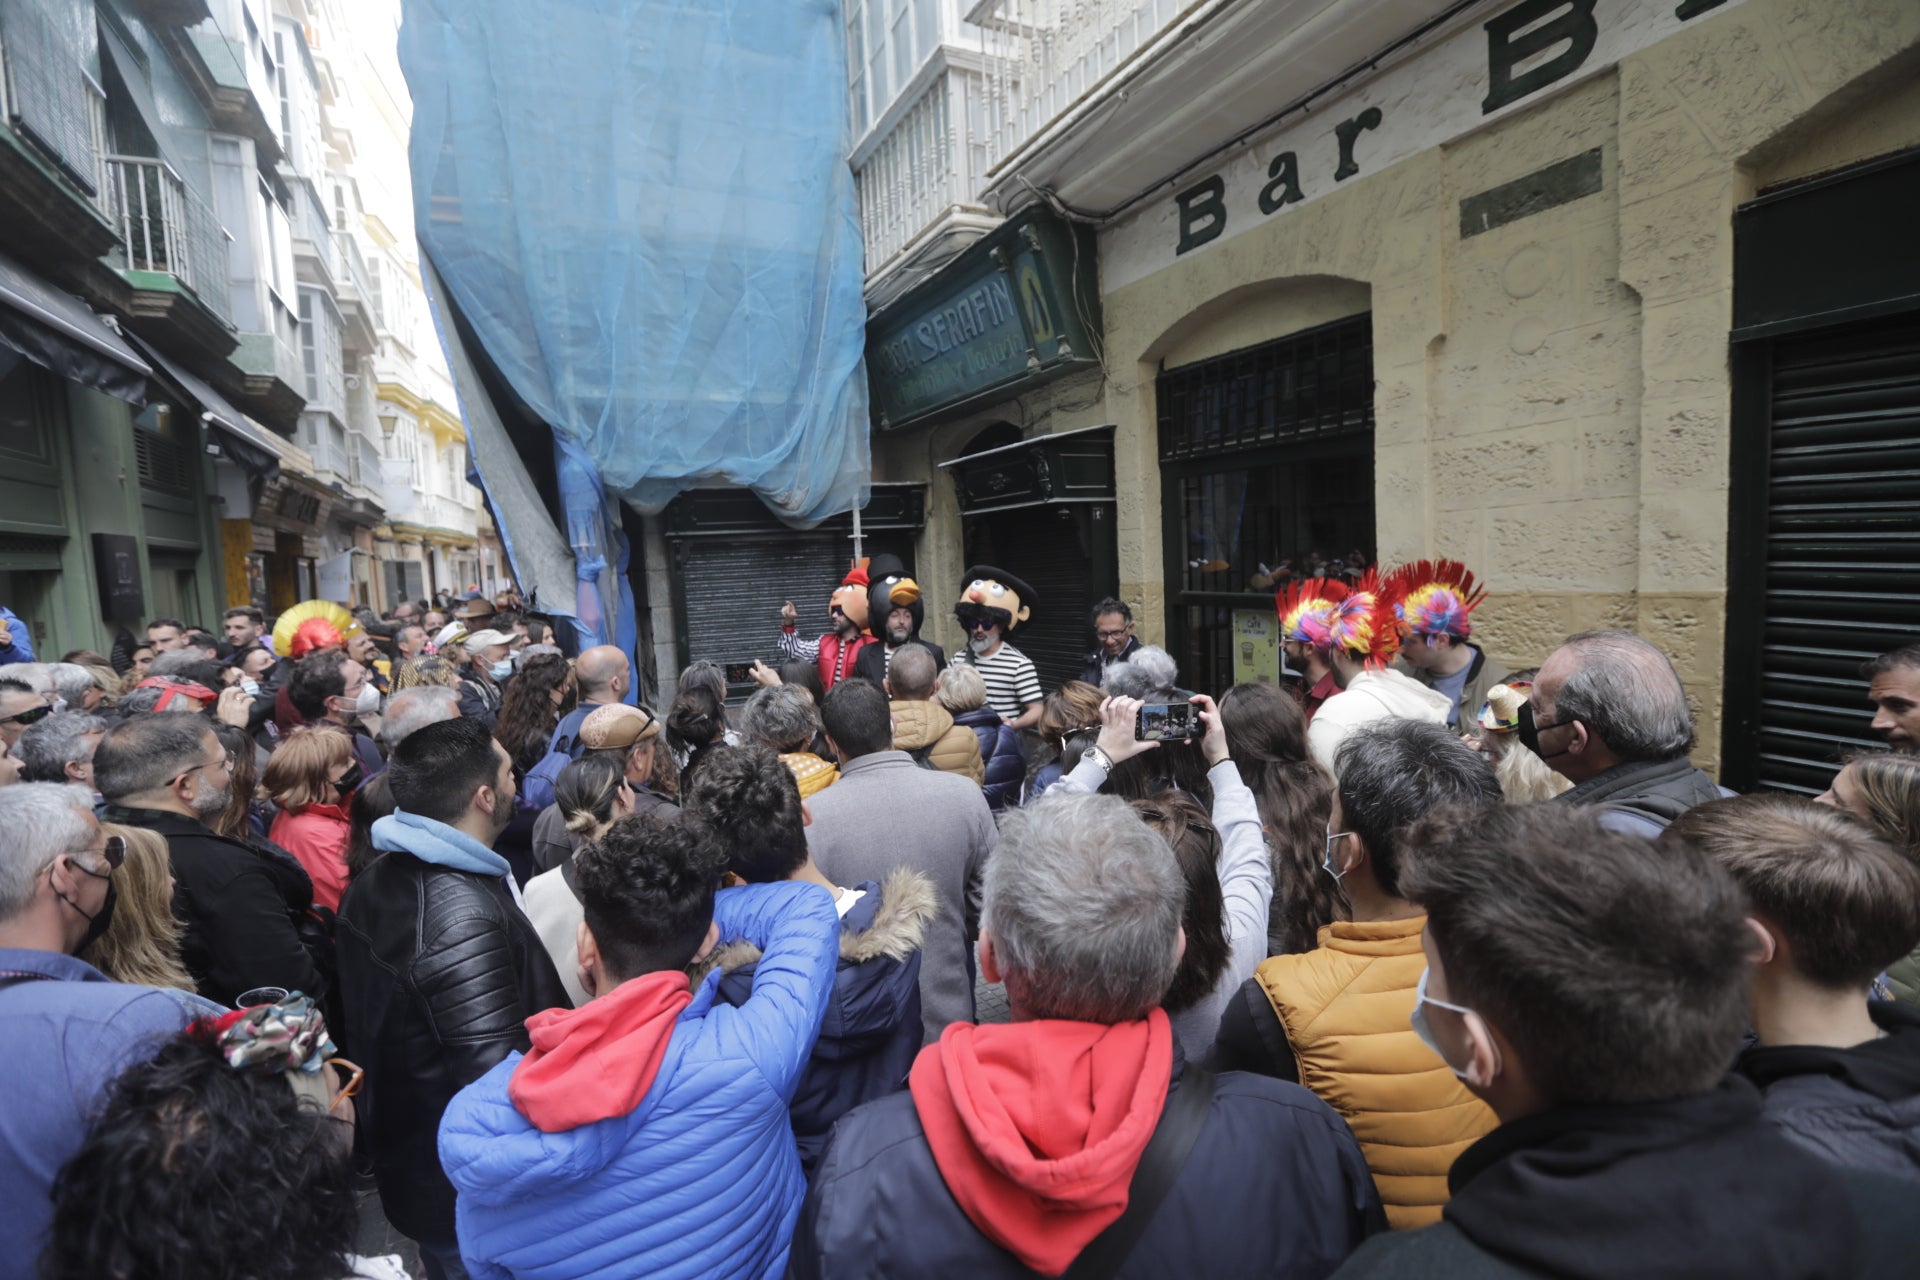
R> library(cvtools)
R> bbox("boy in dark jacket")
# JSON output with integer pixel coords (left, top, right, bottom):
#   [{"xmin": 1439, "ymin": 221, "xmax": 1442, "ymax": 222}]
[
  {"xmin": 687, "ymin": 744, "xmax": 931, "ymax": 1174},
  {"xmin": 1664, "ymin": 795, "xmax": 1920, "ymax": 1179},
  {"xmin": 1334, "ymin": 804, "xmax": 1920, "ymax": 1280},
  {"xmin": 793, "ymin": 793, "xmax": 1382, "ymax": 1279}
]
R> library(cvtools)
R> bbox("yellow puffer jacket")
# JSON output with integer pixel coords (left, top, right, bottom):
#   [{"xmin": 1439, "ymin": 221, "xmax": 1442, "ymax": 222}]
[
  {"xmin": 888, "ymin": 701, "xmax": 985, "ymax": 785},
  {"xmin": 1252, "ymin": 916, "xmax": 1498, "ymax": 1229},
  {"xmin": 780, "ymin": 752, "xmax": 839, "ymax": 799}
]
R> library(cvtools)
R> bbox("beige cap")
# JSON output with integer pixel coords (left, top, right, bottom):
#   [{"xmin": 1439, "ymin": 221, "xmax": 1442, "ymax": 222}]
[
  {"xmin": 579, "ymin": 703, "xmax": 661, "ymax": 750},
  {"xmin": 463, "ymin": 628, "xmax": 515, "ymax": 650}
]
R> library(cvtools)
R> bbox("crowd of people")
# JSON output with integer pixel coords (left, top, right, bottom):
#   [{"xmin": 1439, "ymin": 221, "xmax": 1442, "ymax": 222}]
[{"xmin": 1, "ymin": 556, "xmax": 1919, "ymax": 1280}]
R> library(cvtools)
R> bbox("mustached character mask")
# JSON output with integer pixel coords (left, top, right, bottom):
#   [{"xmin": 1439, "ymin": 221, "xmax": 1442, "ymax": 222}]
[
  {"xmin": 828, "ymin": 561, "xmax": 872, "ymax": 636},
  {"xmin": 954, "ymin": 565, "xmax": 1037, "ymax": 641}
]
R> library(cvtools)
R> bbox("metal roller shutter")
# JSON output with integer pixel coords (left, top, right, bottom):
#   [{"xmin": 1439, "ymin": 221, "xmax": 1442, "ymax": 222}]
[
  {"xmin": 676, "ymin": 533, "xmax": 852, "ymax": 673},
  {"xmin": 1747, "ymin": 316, "xmax": 1920, "ymax": 792}
]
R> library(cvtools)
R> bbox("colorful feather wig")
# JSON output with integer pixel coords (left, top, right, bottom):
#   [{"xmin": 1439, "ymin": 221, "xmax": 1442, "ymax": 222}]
[
  {"xmin": 1324, "ymin": 570, "xmax": 1403, "ymax": 667},
  {"xmin": 1277, "ymin": 578, "xmax": 1352, "ymax": 652},
  {"xmin": 1389, "ymin": 559, "xmax": 1486, "ymax": 639}
]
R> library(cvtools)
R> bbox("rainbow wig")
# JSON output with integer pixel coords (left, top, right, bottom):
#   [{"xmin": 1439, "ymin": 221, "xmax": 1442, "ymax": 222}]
[
  {"xmin": 1325, "ymin": 570, "xmax": 1403, "ymax": 667},
  {"xmin": 1277, "ymin": 578, "xmax": 1352, "ymax": 652},
  {"xmin": 1389, "ymin": 559, "xmax": 1486, "ymax": 639}
]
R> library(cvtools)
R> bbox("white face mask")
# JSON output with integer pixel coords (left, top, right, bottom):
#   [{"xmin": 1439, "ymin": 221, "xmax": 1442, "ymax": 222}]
[
  {"xmin": 1409, "ymin": 966, "xmax": 1477, "ymax": 1082},
  {"xmin": 239, "ymin": 678, "xmax": 261, "ymax": 697},
  {"xmin": 354, "ymin": 682, "xmax": 382, "ymax": 715}
]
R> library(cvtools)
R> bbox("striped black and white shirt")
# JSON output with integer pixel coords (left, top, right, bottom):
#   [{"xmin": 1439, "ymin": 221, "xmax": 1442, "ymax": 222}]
[{"xmin": 956, "ymin": 642, "xmax": 1042, "ymax": 720}]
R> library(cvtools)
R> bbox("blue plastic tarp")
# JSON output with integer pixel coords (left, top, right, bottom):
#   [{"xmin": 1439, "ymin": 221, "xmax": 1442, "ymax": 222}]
[{"xmin": 398, "ymin": 0, "xmax": 872, "ymax": 530}]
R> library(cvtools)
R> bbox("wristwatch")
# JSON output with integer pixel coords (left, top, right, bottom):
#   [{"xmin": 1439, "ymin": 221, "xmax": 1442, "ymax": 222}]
[{"xmin": 1084, "ymin": 744, "xmax": 1115, "ymax": 774}]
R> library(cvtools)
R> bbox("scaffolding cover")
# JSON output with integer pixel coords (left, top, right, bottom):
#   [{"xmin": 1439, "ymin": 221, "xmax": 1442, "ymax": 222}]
[{"xmin": 398, "ymin": 0, "xmax": 872, "ymax": 527}]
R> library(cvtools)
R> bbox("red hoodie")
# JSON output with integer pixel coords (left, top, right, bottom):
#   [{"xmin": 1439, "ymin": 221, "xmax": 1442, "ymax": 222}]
[
  {"xmin": 908, "ymin": 1011, "xmax": 1175, "ymax": 1277},
  {"xmin": 508, "ymin": 971, "xmax": 692, "ymax": 1132}
]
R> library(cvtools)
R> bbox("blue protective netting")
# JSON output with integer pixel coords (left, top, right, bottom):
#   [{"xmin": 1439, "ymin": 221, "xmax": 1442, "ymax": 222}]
[{"xmin": 398, "ymin": 0, "xmax": 872, "ymax": 528}]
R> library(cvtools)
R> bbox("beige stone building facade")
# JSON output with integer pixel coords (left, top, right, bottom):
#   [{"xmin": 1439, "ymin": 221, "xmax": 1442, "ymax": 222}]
[{"xmin": 860, "ymin": 0, "xmax": 1920, "ymax": 785}]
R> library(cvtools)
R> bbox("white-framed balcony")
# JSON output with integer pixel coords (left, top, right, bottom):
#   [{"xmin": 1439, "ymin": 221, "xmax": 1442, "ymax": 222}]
[
  {"xmin": 851, "ymin": 47, "xmax": 1003, "ymax": 306},
  {"xmin": 99, "ymin": 153, "xmax": 237, "ymax": 329}
]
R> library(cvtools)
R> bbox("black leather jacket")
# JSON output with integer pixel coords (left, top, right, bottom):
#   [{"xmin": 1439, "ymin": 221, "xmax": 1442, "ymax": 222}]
[{"xmin": 335, "ymin": 850, "xmax": 568, "ymax": 1243}]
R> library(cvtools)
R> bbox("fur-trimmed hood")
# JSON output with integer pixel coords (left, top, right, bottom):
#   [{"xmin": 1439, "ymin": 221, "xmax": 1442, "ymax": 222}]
[{"xmin": 703, "ymin": 867, "xmax": 934, "ymax": 1057}]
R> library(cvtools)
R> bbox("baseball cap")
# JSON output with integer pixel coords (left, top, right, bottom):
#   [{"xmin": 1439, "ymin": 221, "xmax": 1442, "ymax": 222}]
[{"xmin": 463, "ymin": 628, "xmax": 515, "ymax": 650}]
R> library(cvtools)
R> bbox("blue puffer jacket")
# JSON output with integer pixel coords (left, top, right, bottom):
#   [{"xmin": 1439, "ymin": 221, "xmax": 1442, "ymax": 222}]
[
  {"xmin": 953, "ymin": 707, "xmax": 1023, "ymax": 811},
  {"xmin": 0, "ymin": 607, "xmax": 31, "ymax": 667},
  {"xmin": 439, "ymin": 880, "xmax": 841, "ymax": 1280},
  {"xmin": 713, "ymin": 870, "xmax": 932, "ymax": 1174}
]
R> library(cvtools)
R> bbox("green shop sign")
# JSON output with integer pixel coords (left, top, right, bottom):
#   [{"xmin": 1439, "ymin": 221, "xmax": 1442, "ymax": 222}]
[{"xmin": 866, "ymin": 208, "xmax": 1101, "ymax": 431}]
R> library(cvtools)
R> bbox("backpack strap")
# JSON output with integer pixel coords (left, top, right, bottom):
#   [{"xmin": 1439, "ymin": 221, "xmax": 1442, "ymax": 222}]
[{"xmin": 1060, "ymin": 1067, "xmax": 1217, "ymax": 1280}]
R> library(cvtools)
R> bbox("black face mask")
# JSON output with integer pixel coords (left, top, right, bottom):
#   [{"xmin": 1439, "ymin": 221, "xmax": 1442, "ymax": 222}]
[
  {"xmin": 60, "ymin": 866, "xmax": 117, "ymax": 955},
  {"xmin": 1517, "ymin": 702, "xmax": 1575, "ymax": 761},
  {"xmin": 333, "ymin": 761, "xmax": 365, "ymax": 797}
]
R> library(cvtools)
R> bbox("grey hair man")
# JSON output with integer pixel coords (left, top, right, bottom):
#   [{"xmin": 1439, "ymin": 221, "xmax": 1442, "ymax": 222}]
[
  {"xmin": 16, "ymin": 712, "xmax": 108, "ymax": 791},
  {"xmin": 1529, "ymin": 630, "xmax": 1727, "ymax": 835},
  {"xmin": 741, "ymin": 683, "xmax": 821, "ymax": 755},
  {"xmin": 793, "ymin": 792, "xmax": 1384, "ymax": 1279},
  {"xmin": 0, "ymin": 783, "xmax": 210, "ymax": 1267},
  {"xmin": 46, "ymin": 663, "xmax": 100, "ymax": 712},
  {"xmin": 380, "ymin": 685, "xmax": 461, "ymax": 751},
  {"xmin": 96, "ymin": 715, "xmax": 322, "ymax": 1006},
  {"xmin": 1103, "ymin": 645, "xmax": 1181, "ymax": 701}
]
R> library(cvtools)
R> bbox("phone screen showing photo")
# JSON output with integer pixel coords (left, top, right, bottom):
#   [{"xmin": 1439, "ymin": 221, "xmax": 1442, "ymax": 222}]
[{"xmin": 1135, "ymin": 702, "xmax": 1196, "ymax": 741}]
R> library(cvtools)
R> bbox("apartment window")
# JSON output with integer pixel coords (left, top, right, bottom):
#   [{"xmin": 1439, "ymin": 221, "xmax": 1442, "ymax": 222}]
[
  {"xmin": 367, "ymin": 255, "xmax": 384, "ymax": 328},
  {"xmin": 845, "ymin": 0, "xmax": 939, "ymax": 136},
  {"xmin": 273, "ymin": 31, "xmax": 292, "ymax": 159}
]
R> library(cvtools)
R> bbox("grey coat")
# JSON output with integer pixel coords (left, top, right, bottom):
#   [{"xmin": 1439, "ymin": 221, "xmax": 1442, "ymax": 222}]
[{"xmin": 805, "ymin": 750, "xmax": 996, "ymax": 1043}]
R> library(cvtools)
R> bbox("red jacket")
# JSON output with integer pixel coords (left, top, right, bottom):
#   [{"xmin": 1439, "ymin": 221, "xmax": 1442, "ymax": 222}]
[
  {"xmin": 269, "ymin": 803, "xmax": 352, "ymax": 912},
  {"xmin": 817, "ymin": 633, "xmax": 874, "ymax": 691}
]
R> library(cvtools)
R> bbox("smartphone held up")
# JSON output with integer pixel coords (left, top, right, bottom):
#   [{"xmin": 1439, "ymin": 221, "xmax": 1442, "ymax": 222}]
[{"xmin": 1134, "ymin": 702, "xmax": 1197, "ymax": 742}]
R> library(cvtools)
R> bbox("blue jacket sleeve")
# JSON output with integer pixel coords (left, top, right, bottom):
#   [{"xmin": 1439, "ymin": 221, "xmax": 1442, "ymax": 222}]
[
  {"xmin": 0, "ymin": 608, "xmax": 32, "ymax": 666},
  {"xmin": 707, "ymin": 880, "xmax": 841, "ymax": 1097}
]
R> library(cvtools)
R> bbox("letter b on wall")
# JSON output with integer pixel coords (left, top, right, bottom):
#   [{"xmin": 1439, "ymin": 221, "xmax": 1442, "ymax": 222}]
[
  {"xmin": 1175, "ymin": 175, "xmax": 1227, "ymax": 255},
  {"xmin": 1482, "ymin": 0, "xmax": 1598, "ymax": 114}
]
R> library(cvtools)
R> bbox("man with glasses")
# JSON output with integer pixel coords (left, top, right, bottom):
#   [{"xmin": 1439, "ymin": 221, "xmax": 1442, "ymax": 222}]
[
  {"xmin": 1527, "ymin": 630, "xmax": 1726, "ymax": 836},
  {"xmin": 95, "ymin": 716, "xmax": 323, "ymax": 1007},
  {"xmin": 1079, "ymin": 597, "xmax": 1142, "ymax": 686},
  {"xmin": 0, "ymin": 677, "xmax": 49, "ymax": 750},
  {"xmin": 1210, "ymin": 720, "xmax": 1502, "ymax": 1230},
  {"xmin": 0, "ymin": 784, "xmax": 212, "ymax": 1269}
]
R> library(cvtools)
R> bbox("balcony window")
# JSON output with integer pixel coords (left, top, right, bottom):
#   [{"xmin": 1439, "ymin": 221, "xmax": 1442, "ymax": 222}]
[
  {"xmin": 297, "ymin": 285, "xmax": 344, "ymax": 416},
  {"xmin": 846, "ymin": 0, "xmax": 943, "ymax": 139}
]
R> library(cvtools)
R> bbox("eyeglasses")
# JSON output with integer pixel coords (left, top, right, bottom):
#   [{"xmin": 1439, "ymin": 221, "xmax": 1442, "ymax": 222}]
[
  {"xmin": 326, "ymin": 1057, "xmax": 364, "ymax": 1115},
  {"xmin": 1095, "ymin": 627, "xmax": 1131, "ymax": 640},
  {"xmin": 67, "ymin": 836, "xmax": 125, "ymax": 880},
  {"xmin": 0, "ymin": 704, "xmax": 50, "ymax": 728},
  {"xmin": 167, "ymin": 750, "xmax": 235, "ymax": 788}
]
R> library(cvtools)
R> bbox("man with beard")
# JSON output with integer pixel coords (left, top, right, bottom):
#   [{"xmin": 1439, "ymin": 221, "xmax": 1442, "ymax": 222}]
[
  {"xmin": 1863, "ymin": 645, "xmax": 1920, "ymax": 753},
  {"xmin": 778, "ymin": 562, "xmax": 875, "ymax": 692},
  {"xmin": 852, "ymin": 554, "xmax": 945, "ymax": 686},
  {"xmin": 952, "ymin": 566, "xmax": 1043, "ymax": 731},
  {"xmin": 94, "ymin": 715, "xmax": 322, "ymax": 1006},
  {"xmin": 336, "ymin": 717, "xmax": 568, "ymax": 1279}
]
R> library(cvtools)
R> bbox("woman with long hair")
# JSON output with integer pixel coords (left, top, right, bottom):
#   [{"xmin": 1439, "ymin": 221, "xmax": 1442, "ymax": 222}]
[
  {"xmin": 523, "ymin": 754, "xmax": 636, "ymax": 1006},
  {"xmin": 42, "ymin": 997, "xmax": 405, "ymax": 1280},
  {"xmin": 264, "ymin": 725, "xmax": 359, "ymax": 912},
  {"xmin": 82, "ymin": 825, "xmax": 195, "ymax": 992},
  {"xmin": 1131, "ymin": 791, "xmax": 1232, "ymax": 1054},
  {"xmin": 1219, "ymin": 682, "xmax": 1343, "ymax": 956},
  {"xmin": 493, "ymin": 653, "xmax": 577, "ymax": 778},
  {"xmin": 1819, "ymin": 750, "xmax": 1920, "ymax": 1003}
]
